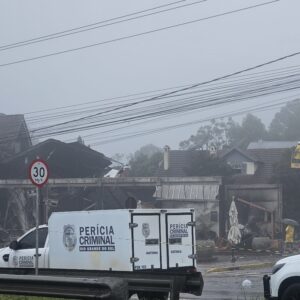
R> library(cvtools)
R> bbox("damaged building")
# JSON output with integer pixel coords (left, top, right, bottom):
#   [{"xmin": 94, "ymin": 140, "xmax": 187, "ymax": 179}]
[{"xmin": 0, "ymin": 138, "xmax": 112, "ymax": 243}]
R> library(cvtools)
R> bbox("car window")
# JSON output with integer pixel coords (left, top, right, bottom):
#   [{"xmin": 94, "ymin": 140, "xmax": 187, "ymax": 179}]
[{"xmin": 18, "ymin": 228, "xmax": 48, "ymax": 250}]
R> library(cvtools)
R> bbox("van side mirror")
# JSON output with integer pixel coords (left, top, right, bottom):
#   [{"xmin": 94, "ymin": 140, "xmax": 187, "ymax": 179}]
[{"xmin": 9, "ymin": 240, "xmax": 19, "ymax": 250}]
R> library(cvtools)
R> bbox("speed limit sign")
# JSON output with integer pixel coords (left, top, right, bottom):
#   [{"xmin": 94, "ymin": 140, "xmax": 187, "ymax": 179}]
[{"xmin": 29, "ymin": 159, "xmax": 49, "ymax": 187}]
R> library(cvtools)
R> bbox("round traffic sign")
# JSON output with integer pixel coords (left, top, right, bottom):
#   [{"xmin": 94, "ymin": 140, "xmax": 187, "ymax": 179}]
[{"xmin": 29, "ymin": 159, "xmax": 49, "ymax": 187}]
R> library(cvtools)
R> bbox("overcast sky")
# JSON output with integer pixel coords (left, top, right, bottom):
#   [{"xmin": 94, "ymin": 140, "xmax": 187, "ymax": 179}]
[{"xmin": 1, "ymin": 0, "xmax": 300, "ymax": 158}]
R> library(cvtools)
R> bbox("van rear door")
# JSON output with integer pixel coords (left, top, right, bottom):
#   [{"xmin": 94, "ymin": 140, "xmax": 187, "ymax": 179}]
[
  {"xmin": 166, "ymin": 212, "xmax": 195, "ymax": 268},
  {"xmin": 131, "ymin": 213, "xmax": 161, "ymax": 270}
]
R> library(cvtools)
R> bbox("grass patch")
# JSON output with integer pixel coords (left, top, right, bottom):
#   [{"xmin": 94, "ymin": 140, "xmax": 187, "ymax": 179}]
[{"xmin": 0, "ymin": 296, "xmax": 66, "ymax": 300}]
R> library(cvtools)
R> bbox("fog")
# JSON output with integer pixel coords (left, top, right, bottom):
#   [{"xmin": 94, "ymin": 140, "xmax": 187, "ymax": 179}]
[{"xmin": 1, "ymin": 0, "xmax": 300, "ymax": 156}]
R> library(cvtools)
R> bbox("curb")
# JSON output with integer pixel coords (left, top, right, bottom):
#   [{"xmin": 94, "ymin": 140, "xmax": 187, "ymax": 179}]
[{"xmin": 206, "ymin": 261, "xmax": 274, "ymax": 273}]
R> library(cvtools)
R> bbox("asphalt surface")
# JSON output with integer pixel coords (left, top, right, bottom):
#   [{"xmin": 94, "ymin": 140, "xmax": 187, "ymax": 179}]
[
  {"xmin": 181, "ymin": 254, "xmax": 279, "ymax": 300},
  {"xmin": 194, "ymin": 267, "xmax": 270, "ymax": 299},
  {"xmin": 129, "ymin": 254, "xmax": 280, "ymax": 299}
]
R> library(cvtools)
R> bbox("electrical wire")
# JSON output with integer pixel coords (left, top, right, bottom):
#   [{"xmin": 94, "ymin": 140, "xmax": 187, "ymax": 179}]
[
  {"xmin": 27, "ymin": 60, "xmax": 300, "ymax": 133},
  {"xmin": 90, "ymin": 97, "xmax": 300, "ymax": 146},
  {"xmin": 0, "ymin": 0, "xmax": 208, "ymax": 52},
  {"xmin": 2, "ymin": 51, "xmax": 300, "ymax": 146},
  {"xmin": 25, "ymin": 64, "xmax": 300, "ymax": 125},
  {"xmin": 26, "ymin": 62, "xmax": 300, "ymax": 131},
  {"xmin": 25, "ymin": 63, "xmax": 300, "ymax": 120},
  {"xmin": 0, "ymin": 0, "xmax": 279, "ymax": 68},
  {"xmin": 0, "ymin": 0, "xmax": 186, "ymax": 50},
  {"xmin": 28, "ymin": 75, "xmax": 300, "ymax": 139},
  {"xmin": 2, "ymin": 72, "xmax": 300, "ymax": 144},
  {"xmin": 71, "ymin": 92, "xmax": 300, "ymax": 143}
]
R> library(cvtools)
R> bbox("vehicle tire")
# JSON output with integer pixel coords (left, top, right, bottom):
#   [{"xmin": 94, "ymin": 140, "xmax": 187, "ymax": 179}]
[
  {"xmin": 281, "ymin": 283, "xmax": 300, "ymax": 300},
  {"xmin": 137, "ymin": 292, "xmax": 168, "ymax": 300}
]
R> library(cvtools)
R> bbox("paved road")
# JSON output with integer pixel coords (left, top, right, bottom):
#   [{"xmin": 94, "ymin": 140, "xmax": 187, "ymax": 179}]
[{"xmin": 181, "ymin": 267, "xmax": 270, "ymax": 299}]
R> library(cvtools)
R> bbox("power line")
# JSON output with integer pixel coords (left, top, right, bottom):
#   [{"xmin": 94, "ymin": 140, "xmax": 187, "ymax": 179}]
[
  {"xmin": 0, "ymin": 0, "xmax": 207, "ymax": 52},
  {"xmin": 89, "ymin": 97, "xmax": 300, "ymax": 146},
  {"xmin": 24, "ymin": 83, "xmax": 191, "ymax": 117},
  {"xmin": 24, "ymin": 63, "xmax": 300, "ymax": 119},
  {"xmin": 22, "ymin": 72, "xmax": 300, "ymax": 133},
  {"xmin": 28, "ymin": 76, "xmax": 300, "ymax": 139},
  {"xmin": 3, "ymin": 76, "xmax": 300, "ymax": 144},
  {"xmin": 28, "ymin": 53, "xmax": 300, "ymax": 133},
  {"xmin": 2, "ymin": 52, "xmax": 300, "ymax": 144},
  {"xmin": 7, "ymin": 69, "xmax": 300, "ymax": 143},
  {"xmin": 21, "ymin": 92, "xmax": 300, "ymax": 146},
  {"xmin": 73, "ymin": 92, "xmax": 300, "ymax": 143},
  {"xmin": 0, "ymin": 0, "xmax": 185, "ymax": 50},
  {"xmin": 0, "ymin": 0, "xmax": 279, "ymax": 68},
  {"xmin": 26, "ymin": 64, "xmax": 300, "ymax": 123},
  {"xmin": 25, "ymin": 73, "xmax": 295, "ymax": 127}
]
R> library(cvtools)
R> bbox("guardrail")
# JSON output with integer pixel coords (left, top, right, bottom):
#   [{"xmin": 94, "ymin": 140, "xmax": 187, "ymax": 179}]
[
  {"xmin": 0, "ymin": 274, "xmax": 127, "ymax": 300},
  {"xmin": 0, "ymin": 268, "xmax": 203, "ymax": 300}
]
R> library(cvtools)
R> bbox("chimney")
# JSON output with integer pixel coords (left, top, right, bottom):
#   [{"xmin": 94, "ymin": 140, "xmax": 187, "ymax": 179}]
[
  {"xmin": 209, "ymin": 146, "xmax": 216, "ymax": 156},
  {"xmin": 123, "ymin": 165, "xmax": 130, "ymax": 177},
  {"xmin": 163, "ymin": 145, "xmax": 170, "ymax": 170}
]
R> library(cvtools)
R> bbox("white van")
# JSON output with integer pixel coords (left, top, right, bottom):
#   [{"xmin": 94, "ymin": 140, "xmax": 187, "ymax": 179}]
[
  {"xmin": 0, "ymin": 209, "xmax": 203, "ymax": 299},
  {"xmin": 0, "ymin": 209, "xmax": 197, "ymax": 271}
]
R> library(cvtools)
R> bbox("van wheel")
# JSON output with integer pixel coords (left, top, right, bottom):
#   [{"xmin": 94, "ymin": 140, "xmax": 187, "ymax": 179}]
[
  {"xmin": 137, "ymin": 292, "xmax": 168, "ymax": 300},
  {"xmin": 282, "ymin": 283, "xmax": 300, "ymax": 300}
]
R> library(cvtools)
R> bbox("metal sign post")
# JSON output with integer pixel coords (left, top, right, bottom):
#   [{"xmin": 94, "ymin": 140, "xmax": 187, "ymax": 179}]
[
  {"xmin": 29, "ymin": 159, "xmax": 49, "ymax": 276},
  {"xmin": 35, "ymin": 187, "xmax": 39, "ymax": 275}
]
